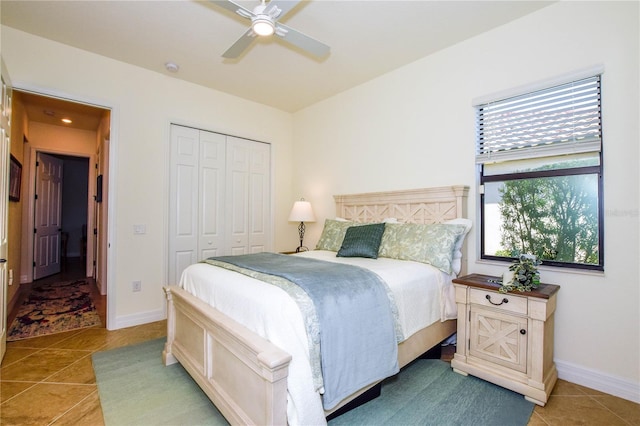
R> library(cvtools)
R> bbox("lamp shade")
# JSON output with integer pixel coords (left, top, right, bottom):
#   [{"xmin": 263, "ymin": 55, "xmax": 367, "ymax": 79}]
[{"xmin": 288, "ymin": 200, "xmax": 316, "ymax": 222}]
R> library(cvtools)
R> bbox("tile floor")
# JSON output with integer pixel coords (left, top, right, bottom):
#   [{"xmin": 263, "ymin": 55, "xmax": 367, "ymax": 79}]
[{"xmin": 1, "ymin": 262, "xmax": 639, "ymax": 425}]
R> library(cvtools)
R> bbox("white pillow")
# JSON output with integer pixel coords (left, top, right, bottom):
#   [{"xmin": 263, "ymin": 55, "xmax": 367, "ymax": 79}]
[{"xmin": 444, "ymin": 218, "xmax": 473, "ymax": 275}]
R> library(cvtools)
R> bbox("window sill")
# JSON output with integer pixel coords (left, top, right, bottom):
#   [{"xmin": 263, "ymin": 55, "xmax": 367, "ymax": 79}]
[{"xmin": 473, "ymin": 258, "xmax": 605, "ymax": 278}]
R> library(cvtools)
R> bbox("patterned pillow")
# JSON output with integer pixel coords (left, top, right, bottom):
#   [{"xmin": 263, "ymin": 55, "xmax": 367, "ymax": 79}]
[
  {"xmin": 337, "ymin": 223, "xmax": 386, "ymax": 259},
  {"xmin": 316, "ymin": 219, "xmax": 366, "ymax": 251},
  {"xmin": 378, "ymin": 223, "xmax": 467, "ymax": 274}
]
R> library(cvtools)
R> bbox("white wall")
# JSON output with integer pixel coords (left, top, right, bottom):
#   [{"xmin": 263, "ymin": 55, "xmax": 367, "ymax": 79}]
[
  {"xmin": 2, "ymin": 26, "xmax": 296, "ymax": 328},
  {"xmin": 293, "ymin": 2, "xmax": 639, "ymax": 402}
]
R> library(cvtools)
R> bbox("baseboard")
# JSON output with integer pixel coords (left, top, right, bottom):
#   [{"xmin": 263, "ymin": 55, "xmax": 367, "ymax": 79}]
[
  {"xmin": 556, "ymin": 359, "xmax": 640, "ymax": 403},
  {"xmin": 112, "ymin": 308, "xmax": 166, "ymax": 330},
  {"xmin": 7, "ymin": 286, "xmax": 23, "ymax": 318}
]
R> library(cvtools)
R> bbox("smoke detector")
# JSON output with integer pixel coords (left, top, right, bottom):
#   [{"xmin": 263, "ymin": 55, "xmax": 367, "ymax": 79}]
[{"xmin": 164, "ymin": 62, "xmax": 179, "ymax": 73}]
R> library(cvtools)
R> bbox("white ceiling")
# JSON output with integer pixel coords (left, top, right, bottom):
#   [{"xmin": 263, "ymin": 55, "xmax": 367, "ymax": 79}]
[{"xmin": 2, "ymin": 0, "xmax": 553, "ymax": 115}]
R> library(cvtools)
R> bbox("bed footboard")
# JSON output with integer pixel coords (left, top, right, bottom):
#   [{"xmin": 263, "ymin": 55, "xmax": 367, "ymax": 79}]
[{"xmin": 163, "ymin": 285, "xmax": 292, "ymax": 425}]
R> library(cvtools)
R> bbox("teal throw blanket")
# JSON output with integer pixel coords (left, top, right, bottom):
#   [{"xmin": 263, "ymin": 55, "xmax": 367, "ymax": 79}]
[{"xmin": 208, "ymin": 252, "xmax": 399, "ymax": 410}]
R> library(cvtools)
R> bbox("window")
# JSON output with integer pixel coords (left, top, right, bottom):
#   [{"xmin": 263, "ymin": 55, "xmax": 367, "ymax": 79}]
[{"xmin": 477, "ymin": 75, "xmax": 603, "ymax": 270}]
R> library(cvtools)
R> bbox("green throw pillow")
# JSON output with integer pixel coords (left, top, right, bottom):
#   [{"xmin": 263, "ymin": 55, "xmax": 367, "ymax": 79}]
[{"xmin": 337, "ymin": 223, "xmax": 386, "ymax": 259}]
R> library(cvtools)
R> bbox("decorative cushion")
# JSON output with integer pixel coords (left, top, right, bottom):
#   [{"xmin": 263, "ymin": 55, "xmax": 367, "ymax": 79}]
[
  {"xmin": 315, "ymin": 219, "xmax": 366, "ymax": 252},
  {"xmin": 337, "ymin": 223, "xmax": 386, "ymax": 259},
  {"xmin": 378, "ymin": 223, "xmax": 467, "ymax": 274}
]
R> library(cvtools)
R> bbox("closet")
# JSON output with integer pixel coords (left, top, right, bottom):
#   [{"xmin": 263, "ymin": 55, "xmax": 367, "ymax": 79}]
[{"xmin": 168, "ymin": 124, "xmax": 271, "ymax": 285}]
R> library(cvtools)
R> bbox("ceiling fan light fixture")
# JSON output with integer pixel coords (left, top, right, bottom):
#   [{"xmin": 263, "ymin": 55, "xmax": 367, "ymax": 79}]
[{"xmin": 251, "ymin": 15, "xmax": 275, "ymax": 36}]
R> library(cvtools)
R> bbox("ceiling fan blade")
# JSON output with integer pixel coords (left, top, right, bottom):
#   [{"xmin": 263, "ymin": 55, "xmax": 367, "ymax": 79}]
[
  {"xmin": 209, "ymin": 0, "xmax": 254, "ymax": 19},
  {"xmin": 222, "ymin": 28, "xmax": 256, "ymax": 59},
  {"xmin": 264, "ymin": 0, "xmax": 302, "ymax": 20},
  {"xmin": 275, "ymin": 23, "xmax": 330, "ymax": 58}
]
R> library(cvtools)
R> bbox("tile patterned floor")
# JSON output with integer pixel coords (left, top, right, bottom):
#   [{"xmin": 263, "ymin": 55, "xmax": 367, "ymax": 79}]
[
  {"xmin": 1, "ymin": 320, "xmax": 167, "ymax": 425},
  {"xmin": 2, "ymin": 263, "xmax": 639, "ymax": 425}
]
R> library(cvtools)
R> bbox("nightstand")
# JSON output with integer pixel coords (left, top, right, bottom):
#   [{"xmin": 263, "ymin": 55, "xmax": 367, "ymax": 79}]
[{"xmin": 450, "ymin": 273, "xmax": 560, "ymax": 406}]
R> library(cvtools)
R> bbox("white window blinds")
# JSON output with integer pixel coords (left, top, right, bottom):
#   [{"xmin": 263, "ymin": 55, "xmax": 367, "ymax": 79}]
[{"xmin": 476, "ymin": 75, "xmax": 602, "ymax": 164}]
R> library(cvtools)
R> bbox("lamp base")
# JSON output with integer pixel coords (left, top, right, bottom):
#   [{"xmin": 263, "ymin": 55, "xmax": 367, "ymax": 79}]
[{"xmin": 296, "ymin": 222, "xmax": 308, "ymax": 253}]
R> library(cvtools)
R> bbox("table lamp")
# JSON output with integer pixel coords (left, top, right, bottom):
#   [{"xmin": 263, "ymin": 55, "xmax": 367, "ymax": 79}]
[{"xmin": 288, "ymin": 199, "xmax": 316, "ymax": 252}]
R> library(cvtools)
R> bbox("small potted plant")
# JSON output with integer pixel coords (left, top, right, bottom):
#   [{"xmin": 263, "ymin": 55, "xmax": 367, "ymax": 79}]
[{"xmin": 500, "ymin": 254, "xmax": 541, "ymax": 293}]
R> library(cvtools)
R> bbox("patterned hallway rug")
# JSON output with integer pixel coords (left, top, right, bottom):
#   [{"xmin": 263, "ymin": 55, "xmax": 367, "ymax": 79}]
[{"xmin": 7, "ymin": 279, "xmax": 101, "ymax": 341}]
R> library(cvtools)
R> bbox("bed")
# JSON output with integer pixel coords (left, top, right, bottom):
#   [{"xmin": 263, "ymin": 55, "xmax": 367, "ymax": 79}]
[{"xmin": 163, "ymin": 185, "xmax": 469, "ymax": 425}]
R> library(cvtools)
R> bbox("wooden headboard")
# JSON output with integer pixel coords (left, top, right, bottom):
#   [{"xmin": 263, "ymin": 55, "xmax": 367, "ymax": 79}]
[{"xmin": 334, "ymin": 185, "xmax": 469, "ymax": 224}]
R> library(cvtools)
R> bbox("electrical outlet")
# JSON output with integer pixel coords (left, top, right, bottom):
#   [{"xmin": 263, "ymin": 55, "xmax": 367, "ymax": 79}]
[{"xmin": 132, "ymin": 280, "xmax": 142, "ymax": 292}]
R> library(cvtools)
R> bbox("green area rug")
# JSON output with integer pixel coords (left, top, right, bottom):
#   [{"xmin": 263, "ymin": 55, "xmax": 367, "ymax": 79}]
[
  {"xmin": 93, "ymin": 338, "xmax": 534, "ymax": 426},
  {"xmin": 8, "ymin": 279, "xmax": 101, "ymax": 341}
]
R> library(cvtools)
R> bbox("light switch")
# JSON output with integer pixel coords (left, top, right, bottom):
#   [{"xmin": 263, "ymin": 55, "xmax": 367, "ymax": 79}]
[{"xmin": 133, "ymin": 224, "xmax": 146, "ymax": 234}]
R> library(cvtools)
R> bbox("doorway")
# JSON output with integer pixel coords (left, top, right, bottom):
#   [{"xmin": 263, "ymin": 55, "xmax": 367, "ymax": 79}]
[
  {"xmin": 33, "ymin": 153, "xmax": 89, "ymax": 281},
  {"xmin": 10, "ymin": 89, "xmax": 111, "ymax": 326}
]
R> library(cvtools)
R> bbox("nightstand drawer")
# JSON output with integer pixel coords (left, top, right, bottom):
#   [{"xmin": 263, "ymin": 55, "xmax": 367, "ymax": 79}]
[{"xmin": 469, "ymin": 288, "xmax": 527, "ymax": 315}]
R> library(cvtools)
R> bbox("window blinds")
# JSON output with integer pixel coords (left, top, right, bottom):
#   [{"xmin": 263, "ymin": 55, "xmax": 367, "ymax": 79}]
[{"xmin": 476, "ymin": 75, "xmax": 602, "ymax": 164}]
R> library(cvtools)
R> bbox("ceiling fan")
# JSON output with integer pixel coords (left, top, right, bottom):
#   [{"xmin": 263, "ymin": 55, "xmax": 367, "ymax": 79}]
[{"xmin": 211, "ymin": 0, "xmax": 330, "ymax": 59}]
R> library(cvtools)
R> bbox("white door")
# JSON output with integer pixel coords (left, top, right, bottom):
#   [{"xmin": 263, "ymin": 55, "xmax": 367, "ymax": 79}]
[
  {"xmin": 247, "ymin": 140, "xmax": 270, "ymax": 253},
  {"xmin": 226, "ymin": 137, "xmax": 250, "ymax": 255},
  {"xmin": 169, "ymin": 125, "xmax": 199, "ymax": 285},
  {"xmin": 168, "ymin": 126, "xmax": 271, "ymax": 284},
  {"xmin": 33, "ymin": 152, "xmax": 64, "ymax": 280},
  {"xmin": 169, "ymin": 126, "xmax": 227, "ymax": 285},
  {"xmin": 0, "ymin": 60, "xmax": 13, "ymax": 362},
  {"xmin": 226, "ymin": 137, "xmax": 271, "ymax": 255},
  {"xmin": 197, "ymin": 130, "xmax": 226, "ymax": 261}
]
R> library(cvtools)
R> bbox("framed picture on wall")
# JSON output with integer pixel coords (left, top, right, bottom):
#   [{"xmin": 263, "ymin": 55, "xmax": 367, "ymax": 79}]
[{"xmin": 9, "ymin": 154, "xmax": 21, "ymax": 202}]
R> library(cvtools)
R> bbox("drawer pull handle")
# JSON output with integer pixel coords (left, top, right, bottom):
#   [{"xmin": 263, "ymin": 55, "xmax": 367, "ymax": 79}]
[
  {"xmin": 486, "ymin": 294, "xmax": 509, "ymax": 306},
  {"xmin": 520, "ymin": 329, "xmax": 527, "ymax": 335}
]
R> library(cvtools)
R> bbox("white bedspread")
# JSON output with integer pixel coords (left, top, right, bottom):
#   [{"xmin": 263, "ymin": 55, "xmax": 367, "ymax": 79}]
[{"xmin": 179, "ymin": 250, "xmax": 457, "ymax": 426}]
